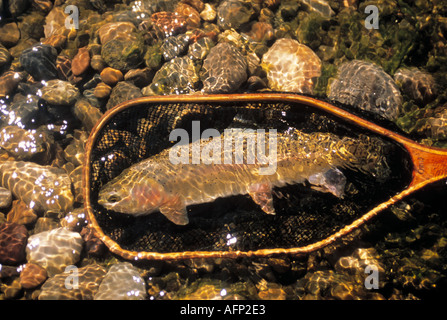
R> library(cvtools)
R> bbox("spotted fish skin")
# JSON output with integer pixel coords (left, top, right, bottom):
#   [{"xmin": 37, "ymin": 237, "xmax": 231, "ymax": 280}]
[
  {"xmin": 98, "ymin": 129, "xmax": 390, "ymax": 225},
  {"xmin": 0, "ymin": 161, "xmax": 74, "ymax": 213}
]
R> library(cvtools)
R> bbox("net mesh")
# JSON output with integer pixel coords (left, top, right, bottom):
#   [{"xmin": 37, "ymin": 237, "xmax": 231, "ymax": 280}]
[{"xmin": 87, "ymin": 100, "xmax": 412, "ymax": 254}]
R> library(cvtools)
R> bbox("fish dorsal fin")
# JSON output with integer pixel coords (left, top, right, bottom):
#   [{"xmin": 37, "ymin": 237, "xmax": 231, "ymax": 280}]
[
  {"xmin": 159, "ymin": 196, "xmax": 189, "ymax": 225},
  {"xmin": 247, "ymin": 183, "xmax": 276, "ymax": 215}
]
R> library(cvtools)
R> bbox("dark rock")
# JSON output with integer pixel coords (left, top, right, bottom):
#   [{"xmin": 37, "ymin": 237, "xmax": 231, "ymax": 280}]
[
  {"xmin": 0, "ymin": 222, "xmax": 28, "ymax": 265},
  {"xmin": 19, "ymin": 44, "xmax": 58, "ymax": 81}
]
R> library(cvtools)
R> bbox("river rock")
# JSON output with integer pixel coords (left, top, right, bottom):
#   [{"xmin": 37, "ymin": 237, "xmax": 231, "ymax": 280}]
[
  {"xmin": 0, "ymin": 161, "xmax": 74, "ymax": 214},
  {"xmin": 94, "ymin": 262, "xmax": 147, "ymax": 300},
  {"xmin": 39, "ymin": 264, "xmax": 107, "ymax": 299},
  {"xmin": 106, "ymin": 81, "xmax": 142, "ymax": 109},
  {"xmin": 19, "ymin": 44, "xmax": 58, "ymax": 81},
  {"xmin": 7, "ymin": 200, "xmax": 38, "ymax": 225},
  {"xmin": 26, "ymin": 227, "xmax": 83, "ymax": 277},
  {"xmin": 394, "ymin": 67, "xmax": 437, "ymax": 104},
  {"xmin": 217, "ymin": 0, "xmax": 255, "ymax": 30},
  {"xmin": 143, "ymin": 56, "xmax": 199, "ymax": 95},
  {"xmin": 0, "ymin": 222, "xmax": 28, "ymax": 265},
  {"xmin": 328, "ymin": 60, "xmax": 403, "ymax": 121},
  {"xmin": 0, "ymin": 187, "xmax": 12, "ymax": 209},
  {"xmin": 201, "ymin": 42, "xmax": 247, "ymax": 93},
  {"xmin": 0, "ymin": 22, "xmax": 21, "ymax": 47},
  {"xmin": 40, "ymin": 79, "xmax": 80, "ymax": 106},
  {"xmin": 261, "ymin": 38, "xmax": 321, "ymax": 94},
  {"xmin": 100, "ymin": 67, "xmax": 123, "ymax": 86},
  {"xmin": 0, "ymin": 125, "xmax": 53, "ymax": 162},
  {"xmin": 71, "ymin": 47, "xmax": 90, "ymax": 76},
  {"xmin": 20, "ymin": 263, "xmax": 48, "ymax": 289}
]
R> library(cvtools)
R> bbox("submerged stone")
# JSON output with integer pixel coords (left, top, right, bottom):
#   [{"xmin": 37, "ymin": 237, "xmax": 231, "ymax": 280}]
[
  {"xmin": 0, "ymin": 222, "xmax": 28, "ymax": 265},
  {"xmin": 394, "ymin": 67, "xmax": 437, "ymax": 105},
  {"xmin": 39, "ymin": 264, "xmax": 107, "ymax": 300},
  {"xmin": 201, "ymin": 42, "xmax": 247, "ymax": 93},
  {"xmin": 26, "ymin": 227, "xmax": 83, "ymax": 277},
  {"xmin": 40, "ymin": 79, "xmax": 80, "ymax": 106},
  {"xmin": 261, "ymin": 38, "xmax": 321, "ymax": 94},
  {"xmin": 94, "ymin": 262, "xmax": 147, "ymax": 300},
  {"xmin": 19, "ymin": 44, "xmax": 58, "ymax": 81},
  {"xmin": 106, "ymin": 81, "xmax": 143, "ymax": 110},
  {"xmin": 217, "ymin": 0, "xmax": 255, "ymax": 30},
  {"xmin": 328, "ymin": 60, "xmax": 402, "ymax": 121},
  {"xmin": 0, "ymin": 161, "xmax": 74, "ymax": 214},
  {"xmin": 143, "ymin": 56, "xmax": 199, "ymax": 95}
]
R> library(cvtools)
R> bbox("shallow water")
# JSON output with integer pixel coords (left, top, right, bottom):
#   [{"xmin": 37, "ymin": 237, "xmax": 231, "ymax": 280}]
[{"xmin": 0, "ymin": 0, "xmax": 446, "ymax": 300}]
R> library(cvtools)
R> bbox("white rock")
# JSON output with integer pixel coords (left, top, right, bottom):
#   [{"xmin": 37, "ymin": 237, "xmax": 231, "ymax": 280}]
[
  {"xmin": 26, "ymin": 227, "xmax": 83, "ymax": 277},
  {"xmin": 94, "ymin": 262, "xmax": 147, "ymax": 300}
]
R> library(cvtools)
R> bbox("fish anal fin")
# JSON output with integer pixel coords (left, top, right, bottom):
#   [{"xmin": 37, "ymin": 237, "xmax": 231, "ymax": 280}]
[
  {"xmin": 159, "ymin": 196, "xmax": 189, "ymax": 225},
  {"xmin": 247, "ymin": 183, "xmax": 276, "ymax": 215}
]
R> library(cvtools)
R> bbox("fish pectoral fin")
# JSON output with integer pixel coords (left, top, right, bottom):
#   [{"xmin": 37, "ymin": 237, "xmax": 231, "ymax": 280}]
[
  {"xmin": 247, "ymin": 183, "xmax": 276, "ymax": 215},
  {"xmin": 159, "ymin": 196, "xmax": 189, "ymax": 225}
]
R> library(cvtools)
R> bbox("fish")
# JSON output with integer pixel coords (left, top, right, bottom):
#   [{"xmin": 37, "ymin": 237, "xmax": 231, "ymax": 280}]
[{"xmin": 98, "ymin": 128, "xmax": 390, "ymax": 225}]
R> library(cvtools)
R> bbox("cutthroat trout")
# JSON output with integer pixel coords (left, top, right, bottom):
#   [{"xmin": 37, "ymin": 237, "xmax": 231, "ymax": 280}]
[{"xmin": 98, "ymin": 128, "xmax": 390, "ymax": 225}]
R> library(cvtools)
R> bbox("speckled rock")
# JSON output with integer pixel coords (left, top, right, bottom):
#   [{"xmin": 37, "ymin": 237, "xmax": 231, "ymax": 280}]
[
  {"xmin": 201, "ymin": 42, "xmax": 247, "ymax": 93},
  {"xmin": 94, "ymin": 262, "xmax": 147, "ymax": 300},
  {"xmin": 143, "ymin": 56, "xmax": 199, "ymax": 95},
  {"xmin": 0, "ymin": 187, "xmax": 12, "ymax": 209},
  {"xmin": 394, "ymin": 67, "xmax": 437, "ymax": 104},
  {"xmin": 0, "ymin": 95, "xmax": 42, "ymax": 129},
  {"xmin": 0, "ymin": 222, "xmax": 28, "ymax": 265},
  {"xmin": 261, "ymin": 38, "xmax": 321, "ymax": 94},
  {"xmin": 328, "ymin": 60, "xmax": 403, "ymax": 121},
  {"xmin": 26, "ymin": 227, "xmax": 83, "ymax": 277},
  {"xmin": 217, "ymin": 0, "xmax": 255, "ymax": 30},
  {"xmin": 151, "ymin": 11, "xmax": 187, "ymax": 38},
  {"xmin": 20, "ymin": 263, "xmax": 48, "ymax": 289},
  {"xmin": 0, "ymin": 126, "xmax": 53, "ymax": 162},
  {"xmin": 161, "ymin": 33, "xmax": 190, "ymax": 61},
  {"xmin": 40, "ymin": 79, "xmax": 80, "ymax": 106},
  {"xmin": 188, "ymin": 36, "xmax": 214, "ymax": 60},
  {"xmin": 106, "ymin": 81, "xmax": 143, "ymax": 109},
  {"xmin": 0, "ymin": 161, "xmax": 74, "ymax": 214},
  {"xmin": 39, "ymin": 264, "xmax": 107, "ymax": 300},
  {"xmin": 19, "ymin": 44, "xmax": 58, "ymax": 81}
]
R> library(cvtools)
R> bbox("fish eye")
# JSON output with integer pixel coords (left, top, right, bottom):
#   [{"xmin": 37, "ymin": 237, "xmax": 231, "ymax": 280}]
[{"xmin": 107, "ymin": 195, "xmax": 121, "ymax": 203}]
